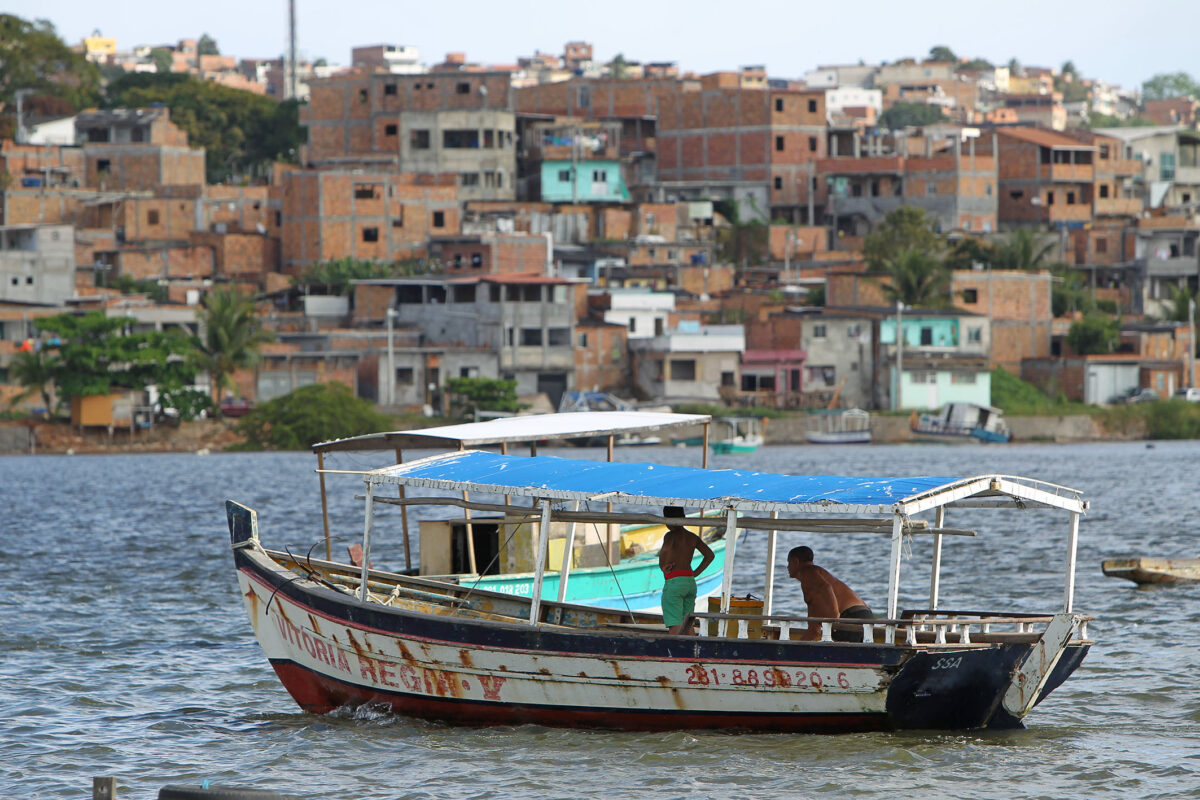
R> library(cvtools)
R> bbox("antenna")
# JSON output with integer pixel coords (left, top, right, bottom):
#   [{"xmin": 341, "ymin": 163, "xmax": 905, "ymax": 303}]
[{"xmin": 286, "ymin": 0, "xmax": 298, "ymax": 100}]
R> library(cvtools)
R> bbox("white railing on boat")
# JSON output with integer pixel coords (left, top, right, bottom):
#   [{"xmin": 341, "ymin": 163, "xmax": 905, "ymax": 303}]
[{"xmin": 688, "ymin": 610, "xmax": 1092, "ymax": 646}]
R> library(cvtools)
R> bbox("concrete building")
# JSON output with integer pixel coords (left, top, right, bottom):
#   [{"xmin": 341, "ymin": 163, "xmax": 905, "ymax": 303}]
[
  {"xmin": 950, "ymin": 269, "xmax": 1052, "ymax": 372},
  {"xmin": 1133, "ymin": 217, "xmax": 1200, "ymax": 319},
  {"xmin": 993, "ymin": 127, "xmax": 1095, "ymax": 226},
  {"xmin": 595, "ymin": 287, "xmax": 675, "ymax": 338},
  {"xmin": 1092, "ymin": 126, "xmax": 1200, "ymax": 210},
  {"xmin": 1001, "ymin": 93, "xmax": 1067, "ymax": 130},
  {"xmin": 518, "ymin": 119, "xmax": 634, "ymax": 202},
  {"xmin": 395, "ymin": 108, "xmax": 517, "ymax": 201},
  {"xmin": 0, "ymin": 224, "xmax": 76, "ymax": 305},
  {"xmin": 352, "ymin": 44, "xmax": 424, "ymax": 74},
  {"xmin": 628, "ymin": 321, "xmax": 744, "ymax": 403}
]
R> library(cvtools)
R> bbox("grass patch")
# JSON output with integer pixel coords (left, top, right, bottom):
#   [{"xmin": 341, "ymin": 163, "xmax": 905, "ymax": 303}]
[
  {"xmin": 990, "ymin": 367, "xmax": 1095, "ymax": 416},
  {"xmin": 1096, "ymin": 400, "xmax": 1200, "ymax": 439},
  {"xmin": 673, "ymin": 403, "xmax": 789, "ymax": 419}
]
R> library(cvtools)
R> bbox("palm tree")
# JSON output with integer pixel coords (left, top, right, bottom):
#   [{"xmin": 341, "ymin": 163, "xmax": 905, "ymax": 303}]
[
  {"xmin": 194, "ymin": 288, "xmax": 274, "ymax": 405},
  {"xmin": 8, "ymin": 347, "xmax": 59, "ymax": 416},
  {"xmin": 1165, "ymin": 284, "xmax": 1195, "ymax": 323},
  {"xmin": 991, "ymin": 228, "xmax": 1057, "ymax": 271},
  {"xmin": 880, "ymin": 249, "xmax": 951, "ymax": 308}
]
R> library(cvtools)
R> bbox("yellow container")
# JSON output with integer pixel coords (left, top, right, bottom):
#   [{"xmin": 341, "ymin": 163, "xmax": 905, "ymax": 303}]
[{"xmin": 707, "ymin": 595, "xmax": 764, "ymax": 638}]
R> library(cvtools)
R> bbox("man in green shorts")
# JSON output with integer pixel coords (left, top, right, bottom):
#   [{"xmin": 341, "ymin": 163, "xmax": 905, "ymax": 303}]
[{"xmin": 659, "ymin": 506, "xmax": 715, "ymax": 634}]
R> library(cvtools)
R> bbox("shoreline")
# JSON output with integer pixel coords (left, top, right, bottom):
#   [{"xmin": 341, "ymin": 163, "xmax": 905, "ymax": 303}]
[{"xmin": 0, "ymin": 413, "xmax": 1157, "ymax": 455}]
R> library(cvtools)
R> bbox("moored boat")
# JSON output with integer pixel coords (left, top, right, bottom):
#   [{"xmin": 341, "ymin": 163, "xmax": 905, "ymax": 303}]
[
  {"xmin": 911, "ymin": 402, "xmax": 1011, "ymax": 443},
  {"xmin": 1101, "ymin": 556, "xmax": 1200, "ymax": 585},
  {"xmin": 805, "ymin": 408, "xmax": 872, "ymax": 445},
  {"xmin": 228, "ymin": 454, "xmax": 1093, "ymax": 732},
  {"xmin": 710, "ymin": 416, "xmax": 764, "ymax": 454}
]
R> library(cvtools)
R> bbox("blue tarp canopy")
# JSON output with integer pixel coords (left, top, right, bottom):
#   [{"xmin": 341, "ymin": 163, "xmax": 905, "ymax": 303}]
[{"xmin": 364, "ymin": 450, "xmax": 977, "ymax": 515}]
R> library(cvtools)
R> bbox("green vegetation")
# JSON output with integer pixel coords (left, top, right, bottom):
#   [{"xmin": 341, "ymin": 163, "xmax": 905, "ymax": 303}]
[
  {"xmin": 445, "ymin": 377, "xmax": 522, "ymax": 420},
  {"xmin": 878, "ymin": 102, "xmax": 946, "ymax": 130},
  {"xmin": 879, "ymin": 249, "xmax": 951, "ymax": 308},
  {"xmin": 295, "ymin": 257, "xmax": 438, "ymax": 295},
  {"xmin": 1052, "ymin": 266, "xmax": 1096, "ymax": 317},
  {"xmin": 197, "ymin": 33, "xmax": 220, "ymax": 56},
  {"xmin": 0, "ymin": 15, "xmax": 101, "ymax": 112},
  {"xmin": 194, "ymin": 288, "xmax": 274, "ymax": 403},
  {"xmin": 1141, "ymin": 71, "xmax": 1198, "ymax": 101},
  {"xmin": 673, "ymin": 403, "xmax": 787, "ymax": 419},
  {"xmin": 863, "ymin": 207, "xmax": 942, "ymax": 270},
  {"xmin": 234, "ymin": 383, "xmax": 393, "ymax": 450},
  {"xmin": 989, "ymin": 228, "xmax": 1057, "ymax": 271},
  {"xmin": 989, "ymin": 367, "xmax": 1090, "ymax": 416},
  {"xmin": 864, "ymin": 208, "xmax": 950, "ymax": 308},
  {"xmin": 1067, "ymin": 314, "xmax": 1120, "ymax": 355},
  {"xmin": 95, "ymin": 273, "xmax": 169, "ymax": 303},
  {"xmin": 105, "ymin": 72, "xmax": 304, "ymax": 182},
  {"xmin": 928, "ymin": 46, "xmax": 956, "ymax": 63},
  {"xmin": 1096, "ymin": 400, "xmax": 1200, "ymax": 440}
]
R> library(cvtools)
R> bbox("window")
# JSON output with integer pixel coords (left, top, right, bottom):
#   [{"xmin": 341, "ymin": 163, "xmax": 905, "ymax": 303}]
[
  {"xmin": 951, "ymin": 372, "xmax": 977, "ymax": 385},
  {"xmin": 97, "ymin": 159, "xmax": 111, "ymax": 173},
  {"xmin": 385, "ymin": 124, "xmax": 398, "ymax": 136},
  {"xmin": 847, "ymin": 324, "xmax": 861, "ymax": 338},
  {"xmin": 25, "ymin": 275, "xmax": 33, "ymax": 284},
  {"xmin": 967, "ymin": 327, "xmax": 982, "ymax": 344},
  {"xmin": 1099, "ymin": 144, "xmax": 1110, "ymax": 159},
  {"xmin": 397, "ymin": 285, "xmax": 422, "ymax": 304},
  {"xmin": 410, "ymin": 129, "xmax": 430, "ymax": 149},
  {"xmin": 395, "ymin": 367, "xmax": 414, "ymax": 386},
  {"xmin": 920, "ymin": 327, "xmax": 933, "ymax": 346},
  {"xmin": 384, "ymin": 83, "xmax": 397, "ymax": 96},
  {"xmin": 806, "ymin": 365, "xmax": 835, "ymax": 386},
  {"xmin": 774, "ymin": 176, "xmax": 782, "ymax": 190},
  {"xmin": 432, "ymin": 211, "xmax": 445, "ymax": 228},
  {"xmin": 362, "ymin": 227, "xmax": 379, "ymax": 242},
  {"xmin": 628, "ymin": 317, "xmax": 637, "ymax": 333},
  {"xmin": 962, "ymin": 288, "xmax": 978, "ymax": 303},
  {"xmin": 775, "ymin": 98, "xmax": 783, "ymax": 112},
  {"xmin": 443, "ymin": 129, "xmax": 480, "ymax": 148},
  {"xmin": 1067, "ymin": 191, "xmax": 1076, "ymax": 205},
  {"xmin": 1099, "ymin": 184, "xmax": 1109, "ymax": 198},
  {"xmin": 522, "ymin": 285, "xmax": 541, "ymax": 301},
  {"xmin": 147, "ymin": 210, "xmax": 159, "ymax": 225},
  {"xmin": 812, "ymin": 324, "xmax": 826, "ymax": 338},
  {"xmin": 578, "ymin": 332, "xmax": 589, "ymax": 347},
  {"xmin": 1184, "ymin": 193, "xmax": 1193, "ymax": 204},
  {"xmin": 910, "ymin": 371, "xmax": 935, "ymax": 384},
  {"xmin": 558, "ymin": 169, "xmax": 571, "ymax": 182},
  {"xmin": 775, "ymin": 136, "xmax": 784, "ymax": 151},
  {"xmin": 808, "ymin": 136, "xmax": 817, "ymax": 152},
  {"xmin": 1046, "ymin": 191, "xmax": 1055, "ymax": 205},
  {"xmin": 721, "ymin": 371, "xmax": 736, "ymax": 387},
  {"xmin": 453, "ymin": 285, "xmax": 476, "ymax": 303},
  {"xmin": 669, "ymin": 360, "xmax": 696, "ymax": 381},
  {"xmin": 354, "ymin": 184, "xmax": 377, "ymax": 199},
  {"xmin": 807, "ymin": 98, "xmax": 817, "ymax": 113},
  {"xmin": 460, "ymin": 366, "xmax": 478, "ymax": 379},
  {"xmin": 460, "ymin": 172, "xmax": 480, "ymax": 187},
  {"xmin": 985, "ymin": 183, "xmax": 993, "ymax": 196},
  {"xmin": 456, "ymin": 82, "xmax": 470, "ymax": 94},
  {"xmin": 358, "ymin": 89, "xmax": 368, "ymax": 103},
  {"xmin": 471, "ymin": 253, "xmax": 482, "ymax": 266},
  {"xmin": 1096, "ymin": 238, "xmax": 1108, "ymax": 254},
  {"xmin": 484, "ymin": 130, "xmax": 494, "ymax": 148},
  {"xmin": 1160, "ymin": 152, "xmax": 1176, "ymax": 181},
  {"xmin": 392, "ymin": 208, "xmax": 404, "ymax": 228},
  {"xmin": 547, "ymin": 328, "xmax": 570, "ymax": 346},
  {"xmin": 453, "ymin": 254, "xmax": 463, "ymax": 267},
  {"xmin": 592, "ymin": 169, "xmax": 608, "ymax": 182},
  {"xmin": 927, "ymin": 182, "xmax": 938, "ymax": 196},
  {"xmin": 520, "ymin": 328, "xmax": 543, "ymax": 346}
]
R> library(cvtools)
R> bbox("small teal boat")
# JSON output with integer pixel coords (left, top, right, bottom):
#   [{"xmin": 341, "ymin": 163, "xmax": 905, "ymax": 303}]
[{"xmin": 710, "ymin": 417, "xmax": 764, "ymax": 454}]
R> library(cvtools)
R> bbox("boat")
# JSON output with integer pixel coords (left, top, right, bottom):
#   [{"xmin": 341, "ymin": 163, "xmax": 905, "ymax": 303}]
[
  {"xmin": 709, "ymin": 416, "xmax": 765, "ymax": 454},
  {"xmin": 228, "ymin": 454, "xmax": 1094, "ymax": 732},
  {"xmin": 1101, "ymin": 556, "xmax": 1200, "ymax": 585},
  {"xmin": 556, "ymin": 392, "xmax": 678, "ymax": 447},
  {"xmin": 311, "ymin": 411, "xmax": 722, "ymax": 610},
  {"xmin": 911, "ymin": 403, "xmax": 1011, "ymax": 443},
  {"xmin": 805, "ymin": 409, "xmax": 872, "ymax": 445}
]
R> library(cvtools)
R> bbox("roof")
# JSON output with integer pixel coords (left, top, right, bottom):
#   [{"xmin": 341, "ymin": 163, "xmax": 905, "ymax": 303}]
[
  {"xmin": 360, "ymin": 450, "xmax": 1086, "ymax": 516},
  {"xmin": 1091, "ymin": 125, "xmax": 1186, "ymax": 142},
  {"xmin": 313, "ymin": 411, "xmax": 711, "ymax": 453},
  {"xmin": 997, "ymin": 127, "xmax": 1096, "ymax": 150}
]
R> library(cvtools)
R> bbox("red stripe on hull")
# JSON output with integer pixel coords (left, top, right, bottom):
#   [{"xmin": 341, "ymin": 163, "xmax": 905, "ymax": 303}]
[{"xmin": 270, "ymin": 660, "xmax": 890, "ymax": 734}]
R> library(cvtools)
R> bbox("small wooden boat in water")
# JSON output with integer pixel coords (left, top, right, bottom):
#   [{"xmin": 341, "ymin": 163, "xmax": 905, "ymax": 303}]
[
  {"xmin": 1101, "ymin": 557, "xmax": 1200, "ymax": 585},
  {"xmin": 911, "ymin": 403, "xmax": 1011, "ymax": 443},
  {"xmin": 710, "ymin": 417, "xmax": 764, "ymax": 454},
  {"xmin": 228, "ymin": 455, "xmax": 1094, "ymax": 732},
  {"xmin": 805, "ymin": 409, "xmax": 872, "ymax": 445}
]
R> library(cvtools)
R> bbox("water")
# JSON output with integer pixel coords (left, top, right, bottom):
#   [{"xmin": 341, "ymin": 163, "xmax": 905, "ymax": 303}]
[{"xmin": 3, "ymin": 442, "xmax": 1199, "ymax": 799}]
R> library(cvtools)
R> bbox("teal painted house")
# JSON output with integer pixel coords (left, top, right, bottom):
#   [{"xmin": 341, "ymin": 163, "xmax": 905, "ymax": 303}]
[
  {"xmin": 880, "ymin": 312, "xmax": 993, "ymax": 410},
  {"xmin": 540, "ymin": 161, "xmax": 630, "ymax": 203}
]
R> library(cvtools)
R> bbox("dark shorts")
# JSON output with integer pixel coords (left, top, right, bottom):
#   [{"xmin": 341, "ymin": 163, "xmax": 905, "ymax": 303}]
[
  {"xmin": 662, "ymin": 576, "xmax": 697, "ymax": 628},
  {"xmin": 833, "ymin": 605, "xmax": 874, "ymax": 642}
]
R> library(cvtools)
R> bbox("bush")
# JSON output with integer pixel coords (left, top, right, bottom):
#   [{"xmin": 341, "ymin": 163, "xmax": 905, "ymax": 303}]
[{"xmin": 233, "ymin": 383, "xmax": 393, "ymax": 450}]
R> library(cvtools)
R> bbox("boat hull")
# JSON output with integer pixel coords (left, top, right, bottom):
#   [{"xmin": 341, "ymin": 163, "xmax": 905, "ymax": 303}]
[
  {"xmin": 230, "ymin": 504, "xmax": 1089, "ymax": 733},
  {"xmin": 805, "ymin": 431, "xmax": 872, "ymax": 445}
]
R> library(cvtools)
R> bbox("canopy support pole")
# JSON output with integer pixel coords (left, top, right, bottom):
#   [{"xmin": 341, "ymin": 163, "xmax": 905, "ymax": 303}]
[
  {"xmin": 719, "ymin": 506, "xmax": 739, "ymax": 636},
  {"xmin": 358, "ymin": 482, "xmax": 376, "ymax": 601},
  {"xmin": 702, "ymin": 422, "xmax": 710, "ymax": 468},
  {"xmin": 556, "ymin": 500, "xmax": 579, "ymax": 603},
  {"xmin": 763, "ymin": 510, "xmax": 778, "ymax": 616},
  {"xmin": 317, "ymin": 451, "xmax": 332, "ymax": 560},
  {"xmin": 929, "ymin": 506, "xmax": 944, "ymax": 609},
  {"xmin": 395, "ymin": 447, "xmax": 411, "ymax": 571},
  {"xmin": 529, "ymin": 499, "xmax": 552, "ymax": 625},
  {"xmin": 606, "ymin": 434, "xmax": 615, "ymax": 560},
  {"xmin": 1064, "ymin": 511, "xmax": 1080, "ymax": 612},
  {"xmin": 459, "ymin": 442, "xmax": 477, "ymax": 574},
  {"xmin": 886, "ymin": 512, "xmax": 904, "ymax": 619}
]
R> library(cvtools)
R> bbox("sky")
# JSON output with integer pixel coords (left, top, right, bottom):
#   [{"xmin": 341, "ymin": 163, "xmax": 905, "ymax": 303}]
[{"xmin": 8, "ymin": 0, "xmax": 1200, "ymax": 92}]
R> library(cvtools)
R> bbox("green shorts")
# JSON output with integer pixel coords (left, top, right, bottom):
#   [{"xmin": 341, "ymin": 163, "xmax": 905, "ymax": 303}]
[{"xmin": 662, "ymin": 576, "xmax": 697, "ymax": 628}]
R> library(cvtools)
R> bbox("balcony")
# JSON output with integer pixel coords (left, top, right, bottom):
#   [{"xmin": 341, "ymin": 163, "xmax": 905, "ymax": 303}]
[
  {"xmin": 1039, "ymin": 163, "xmax": 1093, "ymax": 182},
  {"xmin": 1097, "ymin": 158, "xmax": 1142, "ymax": 177},
  {"xmin": 1094, "ymin": 197, "xmax": 1143, "ymax": 216},
  {"xmin": 1045, "ymin": 204, "xmax": 1093, "ymax": 223}
]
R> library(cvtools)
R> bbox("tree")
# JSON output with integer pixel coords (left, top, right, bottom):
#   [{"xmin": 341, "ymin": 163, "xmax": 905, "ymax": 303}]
[
  {"xmin": 1141, "ymin": 72, "xmax": 1198, "ymax": 101},
  {"xmin": 879, "ymin": 249, "xmax": 951, "ymax": 308},
  {"xmin": 878, "ymin": 101, "xmax": 946, "ymax": 130},
  {"xmin": 863, "ymin": 206, "xmax": 943, "ymax": 271},
  {"xmin": 194, "ymin": 288, "xmax": 274, "ymax": 404},
  {"xmin": 106, "ymin": 72, "xmax": 305, "ymax": 182},
  {"xmin": 1007, "ymin": 58, "xmax": 1022, "ymax": 76},
  {"xmin": 945, "ymin": 236, "xmax": 995, "ymax": 271},
  {"xmin": 33, "ymin": 311, "xmax": 198, "ymax": 402},
  {"xmin": 1164, "ymin": 285, "xmax": 1195, "ymax": 323},
  {"xmin": 197, "ymin": 33, "xmax": 219, "ymax": 56},
  {"xmin": 928, "ymin": 45, "xmax": 957, "ymax": 63},
  {"xmin": 608, "ymin": 53, "xmax": 628, "ymax": 79},
  {"xmin": 0, "ymin": 14, "xmax": 101, "ymax": 110},
  {"xmin": 1051, "ymin": 266, "xmax": 1096, "ymax": 318},
  {"xmin": 956, "ymin": 57, "xmax": 993, "ymax": 72},
  {"xmin": 1085, "ymin": 112, "xmax": 1155, "ymax": 129},
  {"xmin": 446, "ymin": 377, "xmax": 522, "ymax": 420},
  {"xmin": 235, "ymin": 383, "xmax": 393, "ymax": 450},
  {"xmin": 295, "ymin": 257, "xmax": 436, "ymax": 295},
  {"xmin": 1067, "ymin": 314, "xmax": 1120, "ymax": 355},
  {"xmin": 8, "ymin": 347, "xmax": 60, "ymax": 415},
  {"xmin": 149, "ymin": 47, "xmax": 174, "ymax": 74},
  {"xmin": 990, "ymin": 228, "xmax": 1057, "ymax": 271},
  {"xmin": 1060, "ymin": 60, "xmax": 1078, "ymax": 79}
]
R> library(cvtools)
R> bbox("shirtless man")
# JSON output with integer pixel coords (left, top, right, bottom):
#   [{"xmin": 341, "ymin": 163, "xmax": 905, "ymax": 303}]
[
  {"xmin": 787, "ymin": 546, "xmax": 873, "ymax": 642},
  {"xmin": 658, "ymin": 506, "xmax": 715, "ymax": 635}
]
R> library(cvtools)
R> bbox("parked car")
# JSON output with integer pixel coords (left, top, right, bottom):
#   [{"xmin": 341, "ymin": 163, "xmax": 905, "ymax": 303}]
[
  {"xmin": 1109, "ymin": 387, "xmax": 1159, "ymax": 404},
  {"xmin": 1175, "ymin": 387, "xmax": 1200, "ymax": 403}
]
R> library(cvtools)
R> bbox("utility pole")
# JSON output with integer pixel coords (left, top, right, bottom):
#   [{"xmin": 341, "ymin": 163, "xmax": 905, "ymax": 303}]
[
  {"xmin": 14, "ymin": 89, "xmax": 33, "ymax": 144},
  {"xmin": 894, "ymin": 300, "xmax": 904, "ymax": 411},
  {"xmin": 286, "ymin": 0, "xmax": 298, "ymax": 100},
  {"xmin": 386, "ymin": 307, "xmax": 396, "ymax": 407},
  {"xmin": 1189, "ymin": 296, "xmax": 1196, "ymax": 388}
]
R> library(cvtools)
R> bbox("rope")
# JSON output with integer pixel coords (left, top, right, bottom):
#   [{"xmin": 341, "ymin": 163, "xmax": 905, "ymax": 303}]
[{"xmin": 584, "ymin": 500, "xmax": 636, "ymax": 621}]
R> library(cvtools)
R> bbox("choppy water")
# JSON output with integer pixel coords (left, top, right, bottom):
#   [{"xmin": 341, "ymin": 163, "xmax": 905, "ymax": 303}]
[{"xmin": 2, "ymin": 442, "xmax": 1199, "ymax": 799}]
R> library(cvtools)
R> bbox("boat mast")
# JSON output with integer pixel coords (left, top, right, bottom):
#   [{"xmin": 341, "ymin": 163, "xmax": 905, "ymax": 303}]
[
  {"xmin": 929, "ymin": 506, "xmax": 945, "ymax": 609},
  {"xmin": 1064, "ymin": 511, "xmax": 1080, "ymax": 611},
  {"xmin": 529, "ymin": 499, "xmax": 553, "ymax": 624}
]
